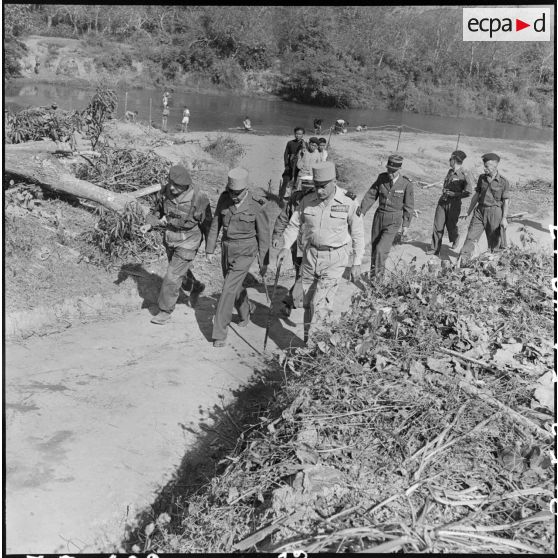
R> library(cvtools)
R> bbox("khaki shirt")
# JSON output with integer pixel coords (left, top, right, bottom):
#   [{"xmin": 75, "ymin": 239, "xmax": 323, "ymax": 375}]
[
  {"xmin": 282, "ymin": 186, "xmax": 365, "ymax": 266},
  {"xmin": 441, "ymin": 167, "xmax": 473, "ymax": 199},
  {"xmin": 476, "ymin": 172, "xmax": 510, "ymax": 207},
  {"xmin": 206, "ymin": 190, "xmax": 270, "ymax": 263}
]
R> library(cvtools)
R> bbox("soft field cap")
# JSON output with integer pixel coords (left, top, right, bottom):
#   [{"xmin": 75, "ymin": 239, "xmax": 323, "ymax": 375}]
[
  {"xmin": 312, "ymin": 162, "xmax": 336, "ymax": 182},
  {"xmin": 227, "ymin": 167, "xmax": 249, "ymax": 190},
  {"xmin": 169, "ymin": 165, "xmax": 192, "ymax": 187},
  {"xmin": 482, "ymin": 152, "xmax": 500, "ymax": 163}
]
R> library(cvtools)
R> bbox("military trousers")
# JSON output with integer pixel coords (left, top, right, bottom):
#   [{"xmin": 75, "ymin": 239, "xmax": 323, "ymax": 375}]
[
  {"xmin": 430, "ymin": 197, "xmax": 461, "ymax": 254},
  {"xmin": 301, "ymin": 243, "xmax": 350, "ymax": 341},
  {"xmin": 212, "ymin": 238, "xmax": 257, "ymax": 341},
  {"xmin": 460, "ymin": 205, "xmax": 502, "ymax": 261},
  {"xmin": 158, "ymin": 242, "xmax": 199, "ymax": 314},
  {"xmin": 370, "ymin": 210, "xmax": 402, "ymax": 279}
]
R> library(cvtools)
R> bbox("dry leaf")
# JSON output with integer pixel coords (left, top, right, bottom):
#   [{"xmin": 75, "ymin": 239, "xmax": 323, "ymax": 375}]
[
  {"xmin": 144, "ymin": 522, "xmax": 155, "ymax": 537},
  {"xmin": 296, "ymin": 445, "xmax": 319, "ymax": 465},
  {"xmin": 532, "ymin": 371, "xmax": 554, "ymax": 411},
  {"xmin": 426, "ymin": 357, "xmax": 452, "ymax": 374},
  {"xmin": 409, "ymin": 360, "xmax": 425, "ymax": 379},
  {"xmin": 227, "ymin": 486, "xmax": 240, "ymax": 504}
]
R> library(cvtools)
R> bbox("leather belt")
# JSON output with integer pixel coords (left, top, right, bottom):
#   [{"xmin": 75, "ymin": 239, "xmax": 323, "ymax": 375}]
[{"xmin": 313, "ymin": 243, "xmax": 347, "ymax": 251}]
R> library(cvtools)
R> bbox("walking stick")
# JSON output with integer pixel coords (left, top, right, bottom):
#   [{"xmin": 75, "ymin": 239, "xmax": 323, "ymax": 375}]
[{"xmin": 263, "ymin": 260, "xmax": 283, "ymax": 352}]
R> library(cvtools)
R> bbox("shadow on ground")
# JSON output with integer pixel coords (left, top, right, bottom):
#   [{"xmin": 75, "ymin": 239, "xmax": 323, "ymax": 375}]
[
  {"xmin": 115, "ymin": 263, "xmax": 199, "ymax": 313},
  {"xmin": 122, "ymin": 359, "xmax": 286, "ymax": 552}
]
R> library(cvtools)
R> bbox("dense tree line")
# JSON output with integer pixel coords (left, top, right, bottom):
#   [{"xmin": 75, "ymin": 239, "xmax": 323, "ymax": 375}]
[{"xmin": 5, "ymin": 4, "xmax": 554, "ymax": 126}]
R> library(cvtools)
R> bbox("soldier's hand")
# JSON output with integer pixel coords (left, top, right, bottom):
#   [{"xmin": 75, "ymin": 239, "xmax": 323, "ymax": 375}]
[
  {"xmin": 272, "ymin": 238, "xmax": 282, "ymax": 249},
  {"xmin": 401, "ymin": 227, "xmax": 409, "ymax": 239},
  {"xmin": 140, "ymin": 224, "xmax": 152, "ymax": 234},
  {"xmin": 159, "ymin": 216, "xmax": 168, "ymax": 226},
  {"xmin": 206, "ymin": 253, "xmax": 215, "ymax": 264},
  {"xmin": 500, "ymin": 216, "xmax": 508, "ymax": 229},
  {"xmin": 277, "ymin": 248, "xmax": 290, "ymax": 265},
  {"xmin": 350, "ymin": 265, "xmax": 361, "ymax": 282}
]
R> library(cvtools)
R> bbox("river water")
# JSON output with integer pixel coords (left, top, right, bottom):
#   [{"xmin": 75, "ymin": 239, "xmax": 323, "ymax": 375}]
[{"xmin": 4, "ymin": 81, "xmax": 553, "ymax": 143}]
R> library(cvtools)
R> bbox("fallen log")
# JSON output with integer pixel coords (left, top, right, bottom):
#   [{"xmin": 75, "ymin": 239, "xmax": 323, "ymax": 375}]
[{"xmin": 5, "ymin": 150, "xmax": 145, "ymax": 214}]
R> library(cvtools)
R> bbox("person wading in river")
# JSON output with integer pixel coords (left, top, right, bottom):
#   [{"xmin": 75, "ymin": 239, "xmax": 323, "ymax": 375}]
[{"xmin": 140, "ymin": 165, "xmax": 212, "ymax": 324}]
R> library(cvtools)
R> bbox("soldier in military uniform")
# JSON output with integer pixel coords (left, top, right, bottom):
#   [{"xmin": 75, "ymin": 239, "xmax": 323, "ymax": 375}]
[
  {"xmin": 206, "ymin": 168, "xmax": 270, "ymax": 347},
  {"xmin": 272, "ymin": 182, "xmax": 313, "ymax": 316},
  {"xmin": 359, "ymin": 154, "xmax": 414, "ymax": 280},
  {"xmin": 140, "ymin": 165, "xmax": 212, "ymax": 324},
  {"xmin": 458, "ymin": 152, "xmax": 510, "ymax": 265},
  {"xmin": 427, "ymin": 150, "xmax": 473, "ymax": 256},
  {"xmin": 277, "ymin": 162, "xmax": 364, "ymax": 342}
]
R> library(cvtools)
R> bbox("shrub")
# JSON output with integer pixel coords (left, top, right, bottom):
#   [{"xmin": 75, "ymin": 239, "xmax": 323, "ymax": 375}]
[{"xmin": 204, "ymin": 135, "xmax": 245, "ymax": 168}]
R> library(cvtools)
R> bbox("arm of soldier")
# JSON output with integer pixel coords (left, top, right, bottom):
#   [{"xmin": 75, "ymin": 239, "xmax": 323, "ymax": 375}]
[
  {"xmin": 140, "ymin": 193, "xmax": 166, "ymax": 232},
  {"xmin": 348, "ymin": 202, "xmax": 365, "ymax": 278},
  {"xmin": 401, "ymin": 181, "xmax": 415, "ymax": 232},
  {"xmin": 460, "ymin": 170, "xmax": 474, "ymax": 198},
  {"xmin": 461, "ymin": 177, "xmax": 481, "ymax": 219},
  {"xmin": 278, "ymin": 206, "xmax": 303, "ymax": 264},
  {"xmin": 500, "ymin": 178, "xmax": 511, "ymax": 228},
  {"xmin": 255, "ymin": 205, "xmax": 271, "ymax": 273},
  {"xmin": 272, "ymin": 203, "xmax": 292, "ymax": 248},
  {"xmin": 358, "ymin": 179, "xmax": 379, "ymax": 216},
  {"xmin": 205, "ymin": 194, "xmax": 224, "ymax": 256},
  {"xmin": 198, "ymin": 194, "xmax": 213, "ymax": 246}
]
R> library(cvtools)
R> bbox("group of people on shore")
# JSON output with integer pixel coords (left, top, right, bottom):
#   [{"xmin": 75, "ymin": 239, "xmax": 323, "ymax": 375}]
[{"xmin": 139, "ymin": 124, "xmax": 510, "ymax": 348}]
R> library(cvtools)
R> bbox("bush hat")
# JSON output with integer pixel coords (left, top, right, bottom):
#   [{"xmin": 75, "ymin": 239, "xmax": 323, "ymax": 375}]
[
  {"xmin": 169, "ymin": 165, "xmax": 192, "ymax": 187},
  {"xmin": 312, "ymin": 162, "xmax": 336, "ymax": 183},
  {"xmin": 227, "ymin": 167, "xmax": 249, "ymax": 191}
]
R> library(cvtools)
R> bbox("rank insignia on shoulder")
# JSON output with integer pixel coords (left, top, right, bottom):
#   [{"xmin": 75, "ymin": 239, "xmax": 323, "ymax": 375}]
[
  {"xmin": 331, "ymin": 204, "xmax": 349, "ymax": 212},
  {"xmin": 344, "ymin": 191, "xmax": 357, "ymax": 200}
]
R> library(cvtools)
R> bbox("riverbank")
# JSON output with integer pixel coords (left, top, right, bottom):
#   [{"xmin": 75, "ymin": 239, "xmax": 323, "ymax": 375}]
[{"xmin": 9, "ymin": 34, "xmax": 554, "ymax": 131}]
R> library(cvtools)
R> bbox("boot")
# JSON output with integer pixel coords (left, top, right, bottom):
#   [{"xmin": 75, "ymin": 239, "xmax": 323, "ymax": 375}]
[{"xmin": 151, "ymin": 310, "xmax": 171, "ymax": 324}]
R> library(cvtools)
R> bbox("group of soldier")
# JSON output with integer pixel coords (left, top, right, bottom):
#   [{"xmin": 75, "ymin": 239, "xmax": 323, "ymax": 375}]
[{"xmin": 140, "ymin": 125, "xmax": 510, "ymax": 347}]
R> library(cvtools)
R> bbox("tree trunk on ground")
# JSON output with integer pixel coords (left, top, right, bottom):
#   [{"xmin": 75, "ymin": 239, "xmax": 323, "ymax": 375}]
[{"xmin": 4, "ymin": 150, "xmax": 146, "ymax": 214}]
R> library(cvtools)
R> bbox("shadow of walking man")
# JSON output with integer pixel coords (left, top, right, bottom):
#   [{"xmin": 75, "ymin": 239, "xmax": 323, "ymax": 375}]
[{"xmin": 114, "ymin": 262, "xmax": 190, "ymax": 314}]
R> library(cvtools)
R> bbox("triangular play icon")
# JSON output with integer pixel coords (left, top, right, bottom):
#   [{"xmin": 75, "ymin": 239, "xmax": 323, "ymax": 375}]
[{"xmin": 516, "ymin": 18, "xmax": 530, "ymax": 31}]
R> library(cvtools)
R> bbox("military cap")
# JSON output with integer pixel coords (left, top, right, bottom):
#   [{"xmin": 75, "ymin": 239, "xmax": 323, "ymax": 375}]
[
  {"xmin": 312, "ymin": 162, "xmax": 336, "ymax": 183},
  {"xmin": 387, "ymin": 154, "xmax": 403, "ymax": 169},
  {"xmin": 482, "ymin": 152, "xmax": 500, "ymax": 163},
  {"xmin": 169, "ymin": 164, "xmax": 192, "ymax": 187},
  {"xmin": 318, "ymin": 137, "xmax": 327, "ymax": 144},
  {"xmin": 451, "ymin": 150, "xmax": 467, "ymax": 163},
  {"xmin": 308, "ymin": 136, "xmax": 319, "ymax": 145},
  {"xmin": 227, "ymin": 167, "xmax": 249, "ymax": 191}
]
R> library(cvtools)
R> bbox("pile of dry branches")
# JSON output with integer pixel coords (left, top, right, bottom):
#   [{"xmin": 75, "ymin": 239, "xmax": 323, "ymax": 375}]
[
  {"xmin": 142, "ymin": 246, "xmax": 553, "ymax": 554},
  {"xmin": 76, "ymin": 147, "xmax": 170, "ymax": 195}
]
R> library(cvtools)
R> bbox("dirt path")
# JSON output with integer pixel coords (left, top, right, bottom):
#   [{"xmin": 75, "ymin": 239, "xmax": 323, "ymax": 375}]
[{"xmin": 5, "ymin": 129, "xmax": 553, "ymax": 553}]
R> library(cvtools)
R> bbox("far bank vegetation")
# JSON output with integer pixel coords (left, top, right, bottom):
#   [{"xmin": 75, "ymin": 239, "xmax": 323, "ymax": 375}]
[{"xmin": 4, "ymin": 5, "xmax": 554, "ymax": 128}]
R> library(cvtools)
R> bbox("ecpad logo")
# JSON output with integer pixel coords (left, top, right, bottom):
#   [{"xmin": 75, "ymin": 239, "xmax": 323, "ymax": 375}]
[{"xmin": 463, "ymin": 8, "xmax": 551, "ymax": 41}]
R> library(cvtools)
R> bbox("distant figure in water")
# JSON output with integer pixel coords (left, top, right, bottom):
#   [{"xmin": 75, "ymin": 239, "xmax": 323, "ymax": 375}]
[
  {"xmin": 125, "ymin": 110, "xmax": 138, "ymax": 122},
  {"xmin": 313, "ymin": 118, "xmax": 323, "ymax": 134},
  {"xmin": 182, "ymin": 106, "xmax": 190, "ymax": 132},
  {"xmin": 162, "ymin": 106, "xmax": 169, "ymax": 132},
  {"xmin": 334, "ymin": 119, "xmax": 348, "ymax": 134},
  {"xmin": 356, "ymin": 124, "xmax": 367, "ymax": 132},
  {"xmin": 243, "ymin": 115, "xmax": 252, "ymax": 132}
]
